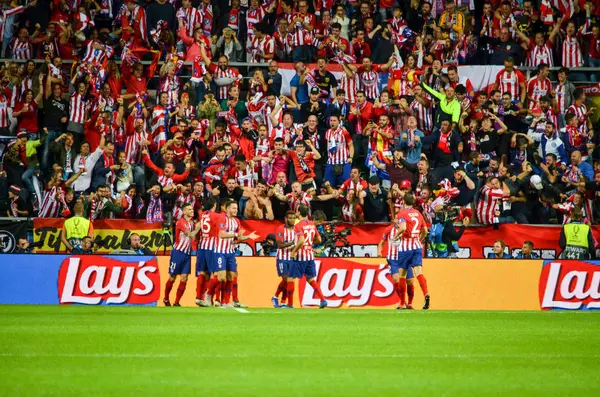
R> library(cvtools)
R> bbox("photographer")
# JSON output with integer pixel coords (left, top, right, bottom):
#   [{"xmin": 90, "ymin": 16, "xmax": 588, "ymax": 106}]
[
  {"xmin": 428, "ymin": 209, "xmax": 469, "ymax": 258},
  {"xmin": 14, "ymin": 238, "xmax": 34, "ymax": 254},
  {"xmin": 126, "ymin": 233, "xmax": 153, "ymax": 256},
  {"xmin": 258, "ymin": 233, "xmax": 277, "ymax": 257},
  {"xmin": 71, "ymin": 236, "xmax": 95, "ymax": 255}
]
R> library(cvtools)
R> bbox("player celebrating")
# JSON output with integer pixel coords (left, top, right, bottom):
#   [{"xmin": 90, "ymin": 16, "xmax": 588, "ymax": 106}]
[
  {"xmin": 272, "ymin": 210, "xmax": 302, "ymax": 308},
  {"xmin": 164, "ymin": 203, "xmax": 201, "ymax": 307},
  {"xmin": 288, "ymin": 205, "xmax": 327, "ymax": 309},
  {"xmin": 377, "ymin": 217, "xmax": 416, "ymax": 309},
  {"xmin": 204, "ymin": 200, "xmax": 259, "ymax": 307},
  {"xmin": 395, "ymin": 194, "xmax": 430, "ymax": 310},
  {"xmin": 195, "ymin": 197, "xmax": 217, "ymax": 307}
]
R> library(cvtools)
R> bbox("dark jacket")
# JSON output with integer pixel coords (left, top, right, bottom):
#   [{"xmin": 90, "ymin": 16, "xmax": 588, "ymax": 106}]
[
  {"xmin": 49, "ymin": 142, "xmax": 77, "ymax": 171},
  {"xmin": 91, "ymin": 152, "xmax": 113, "ymax": 190}
]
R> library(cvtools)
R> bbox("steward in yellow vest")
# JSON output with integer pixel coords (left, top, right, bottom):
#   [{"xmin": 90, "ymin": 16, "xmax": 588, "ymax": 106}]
[{"xmin": 559, "ymin": 207, "xmax": 595, "ymax": 260}]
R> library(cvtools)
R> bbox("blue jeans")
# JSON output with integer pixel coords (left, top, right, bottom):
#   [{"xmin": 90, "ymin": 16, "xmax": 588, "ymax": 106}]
[
  {"xmin": 324, "ymin": 163, "xmax": 351, "ymax": 188},
  {"xmin": 42, "ymin": 129, "xmax": 61, "ymax": 172},
  {"xmin": 22, "ymin": 166, "xmax": 38, "ymax": 194},
  {"xmin": 292, "ymin": 45, "xmax": 313, "ymax": 63},
  {"xmin": 131, "ymin": 164, "xmax": 145, "ymax": 193}
]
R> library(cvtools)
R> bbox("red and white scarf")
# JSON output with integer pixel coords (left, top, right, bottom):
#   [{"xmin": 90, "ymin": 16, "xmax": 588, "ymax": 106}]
[
  {"xmin": 146, "ymin": 194, "xmax": 163, "ymax": 224},
  {"xmin": 104, "ymin": 152, "xmax": 115, "ymax": 184}
]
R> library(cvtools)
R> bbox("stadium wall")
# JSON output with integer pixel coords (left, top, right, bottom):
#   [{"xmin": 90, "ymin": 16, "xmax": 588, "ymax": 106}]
[{"xmin": 1, "ymin": 255, "xmax": 598, "ymax": 310}]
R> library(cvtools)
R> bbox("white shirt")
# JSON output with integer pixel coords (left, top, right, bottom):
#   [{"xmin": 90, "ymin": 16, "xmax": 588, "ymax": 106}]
[{"xmin": 71, "ymin": 147, "xmax": 103, "ymax": 192}]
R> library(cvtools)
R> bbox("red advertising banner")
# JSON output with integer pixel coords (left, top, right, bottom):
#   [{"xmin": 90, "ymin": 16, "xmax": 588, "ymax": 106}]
[
  {"xmin": 32, "ymin": 218, "xmax": 600, "ymax": 259},
  {"xmin": 539, "ymin": 260, "xmax": 600, "ymax": 310}
]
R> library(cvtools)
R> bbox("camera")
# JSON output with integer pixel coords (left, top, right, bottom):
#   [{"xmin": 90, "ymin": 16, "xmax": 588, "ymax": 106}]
[
  {"xmin": 321, "ymin": 222, "xmax": 352, "ymax": 257},
  {"xmin": 260, "ymin": 239, "xmax": 276, "ymax": 256}
]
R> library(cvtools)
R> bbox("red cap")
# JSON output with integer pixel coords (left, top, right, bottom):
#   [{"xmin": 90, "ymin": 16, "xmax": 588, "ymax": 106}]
[{"xmin": 400, "ymin": 180, "xmax": 412, "ymax": 190}]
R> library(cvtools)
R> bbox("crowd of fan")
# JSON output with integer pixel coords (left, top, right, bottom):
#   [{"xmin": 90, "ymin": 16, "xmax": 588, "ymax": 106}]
[{"xmin": 1, "ymin": 0, "xmax": 600, "ymax": 227}]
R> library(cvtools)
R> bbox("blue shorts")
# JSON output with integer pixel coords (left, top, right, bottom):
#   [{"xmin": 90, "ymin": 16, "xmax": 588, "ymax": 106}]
[
  {"xmin": 388, "ymin": 260, "xmax": 415, "ymax": 278},
  {"xmin": 169, "ymin": 249, "xmax": 191, "ymax": 276},
  {"xmin": 276, "ymin": 260, "xmax": 293, "ymax": 277},
  {"xmin": 195, "ymin": 249, "xmax": 212, "ymax": 276},
  {"xmin": 289, "ymin": 260, "xmax": 317, "ymax": 279},
  {"xmin": 212, "ymin": 253, "xmax": 237, "ymax": 273},
  {"xmin": 398, "ymin": 249, "xmax": 423, "ymax": 270}
]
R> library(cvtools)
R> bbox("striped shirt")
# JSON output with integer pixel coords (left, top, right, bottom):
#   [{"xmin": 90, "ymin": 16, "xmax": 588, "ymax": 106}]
[
  {"xmin": 151, "ymin": 105, "xmax": 168, "ymax": 147},
  {"xmin": 10, "ymin": 38, "xmax": 32, "ymax": 60},
  {"xmin": 286, "ymin": 192, "xmax": 312, "ymax": 214},
  {"xmin": 357, "ymin": 65, "xmax": 381, "ymax": 100},
  {"xmin": 248, "ymin": 34, "xmax": 275, "ymax": 63},
  {"xmin": 69, "ymin": 92, "xmax": 87, "ymax": 124},
  {"xmin": 215, "ymin": 215, "xmax": 239, "ymax": 254},
  {"xmin": 172, "ymin": 193, "xmax": 196, "ymax": 221},
  {"xmin": 173, "ymin": 218, "xmax": 195, "ymax": 254},
  {"xmin": 382, "ymin": 225, "xmax": 402, "ymax": 260},
  {"xmin": 0, "ymin": 95, "xmax": 11, "ymax": 128},
  {"xmin": 528, "ymin": 41, "xmax": 553, "ymax": 67},
  {"xmin": 159, "ymin": 75, "xmax": 180, "ymax": 109},
  {"xmin": 276, "ymin": 225, "xmax": 299, "ymax": 260},
  {"xmin": 325, "ymin": 127, "xmax": 352, "ymax": 165},
  {"xmin": 82, "ymin": 41, "xmax": 114, "ymax": 64},
  {"xmin": 555, "ymin": 83, "xmax": 569, "ymax": 115},
  {"xmin": 39, "ymin": 185, "xmax": 64, "ymax": 218},
  {"xmin": 231, "ymin": 164, "xmax": 255, "ymax": 188},
  {"xmin": 396, "ymin": 208, "xmax": 425, "ymax": 251},
  {"xmin": 207, "ymin": 63, "xmax": 242, "ymax": 100},
  {"xmin": 199, "ymin": 210, "xmax": 219, "ymax": 250},
  {"xmin": 562, "ymin": 35, "xmax": 583, "ymax": 68},
  {"xmin": 294, "ymin": 219, "xmax": 317, "ymax": 261},
  {"xmin": 476, "ymin": 185, "xmax": 504, "ymax": 225},
  {"xmin": 567, "ymin": 103, "xmax": 589, "ymax": 134},
  {"xmin": 527, "ymin": 76, "xmax": 552, "ymax": 110},
  {"xmin": 495, "ymin": 68, "xmax": 525, "ymax": 100},
  {"xmin": 338, "ymin": 72, "xmax": 359, "ymax": 104}
]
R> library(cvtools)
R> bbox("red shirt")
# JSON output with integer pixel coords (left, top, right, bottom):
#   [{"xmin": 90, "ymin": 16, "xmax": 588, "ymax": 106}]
[
  {"xmin": 15, "ymin": 101, "xmax": 38, "ymax": 132},
  {"xmin": 288, "ymin": 151, "xmax": 316, "ymax": 182}
]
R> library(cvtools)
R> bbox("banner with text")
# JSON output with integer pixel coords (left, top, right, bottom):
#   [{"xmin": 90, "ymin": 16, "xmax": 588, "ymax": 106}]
[
  {"xmin": 31, "ymin": 219, "xmax": 600, "ymax": 259},
  {"xmin": 33, "ymin": 219, "xmax": 167, "ymax": 254},
  {"xmin": 0, "ymin": 219, "xmax": 27, "ymax": 253},
  {"xmin": 539, "ymin": 260, "xmax": 600, "ymax": 310}
]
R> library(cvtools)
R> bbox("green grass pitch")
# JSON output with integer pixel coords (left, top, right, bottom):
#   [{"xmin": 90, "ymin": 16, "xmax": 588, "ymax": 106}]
[{"xmin": 1, "ymin": 306, "xmax": 599, "ymax": 397}]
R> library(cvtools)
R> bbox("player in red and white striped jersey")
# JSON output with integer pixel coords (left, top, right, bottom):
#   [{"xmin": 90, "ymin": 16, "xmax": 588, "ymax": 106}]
[
  {"xmin": 493, "ymin": 57, "xmax": 526, "ymax": 103},
  {"xmin": 205, "ymin": 201, "xmax": 259, "ymax": 307},
  {"xmin": 289, "ymin": 204, "xmax": 327, "ymax": 308},
  {"xmin": 526, "ymin": 64, "xmax": 552, "ymax": 110},
  {"xmin": 476, "ymin": 178, "xmax": 508, "ymax": 225},
  {"xmin": 562, "ymin": 21, "xmax": 584, "ymax": 68},
  {"xmin": 339, "ymin": 63, "xmax": 359, "ymax": 105},
  {"xmin": 69, "ymin": 83, "xmax": 88, "ymax": 125},
  {"xmin": 395, "ymin": 194, "xmax": 429, "ymax": 310},
  {"xmin": 378, "ymin": 219, "xmax": 413, "ymax": 308},
  {"xmin": 195, "ymin": 197, "xmax": 218, "ymax": 306},
  {"xmin": 164, "ymin": 204, "xmax": 202, "ymax": 307},
  {"xmin": 272, "ymin": 211, "xmax": 302, "ymax": 308}
]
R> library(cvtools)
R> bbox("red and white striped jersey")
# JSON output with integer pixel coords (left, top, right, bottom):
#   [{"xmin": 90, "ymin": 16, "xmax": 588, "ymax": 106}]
[
  {"xmin": 10, "ymin": 38, "xmax": 32, "ymax": 60},
  {"xmin": 0, "ymin": 95, "xmax": 11, "ymax": 128},
  {"xmin": 248, "ymin": 34, "xmax": 275, "ymax": 63},
  {"xmin": 273, "ymin": 30, "xmax": 293, "ymax": 56},
  {"xmin": 276, "ymin": 224, "xmax": 300, "ymax": 260},
  {"xmin": 555, "ymin": 83, "xmax": 571, "ymax": 115},
  {"xmin": 199, "ymin": 210, "xmax": 220, "ymax": 250},
  {"xmin": 294, "ymin": 218, "xmax": 318, "ymax": 261},
  {"xmin": 172, "ymin": 192, "xmax": 196, "ymax": 220},
  {"xmin": 180, "ymin": 6, "xmax": 203, "ymax": 37},
  {"xmin": 157, "ymin": 175, "xmax": 175, "ymax": 188},
  {"xmin": 357, "ymin": 65, "xmax": 381, "ymax": 100},
  {"xmin": 340, "ymin": 178, "xmax": 368, "ymax": 194},
  {"xmin": 325, "ymin": 126, "xmax": 352, "ymax": 165},
  {"xmin": 410, "ymin": 98, "xmax": 433, "ymax": 133},
  {"xmin": 151, "ymin": 105, "xmax": 168, "ymax": 147},
  {"xmin": 527, "ymin": 76, "xmax": 552, "ymax": 109},
  {"xmin": 476, "ymin": 185, "xmax": 505, "ymax": 225},
  {"xmin": 173, "ymin": 217, "xmax": 195, "ymax": 254},
  {"xmin": 231, "ymin": 164, "xmax": 255, "ymax": 188},
  {"xmin": 567, "ymin": 103, "xmax": 589, "ymax": 134},
  {"xmin": 246, "ymin": 4, "xmax": 270, "ymax": 38},
  {"xmin": 69, "ymin": 92, "xmax": 87, "ymax": 124},
  {"xmin": 396, "ymin": 208, "xmax": 425, "ymax": 251},
  {"xmin": 341, "ymin": 202, "xmax": 363, "ymax": 223},
  {"xmin": 82, "ymin": 40, "xmax": 114, "ymax": 64},
  {"xmin": 256, "ymin": 137, "xmax": 271, "ymax": 157},
  {"xmin": 198, "ymin": 2, "xmax": 213, "ymax": 36},
  {"xmin": 562, "ymin": 35, "xmax": 583, "ymax": 68},
  {"xmin": 0, "ymin": 6, "xmax": 24, "ymax": 43},
  {"xmin": 382, "ymin": 224, "xmax": 402, "ymax": 260},
  {"xmin": 215, "ymin": 215, "xmax": 239, "ymax": 254},
  {"xmin": 338, "ymin": 72, "xmax": 359, "ymax": 104},
  {"xmin": 528, "ymin": 41, "xmax": 554, "ymax": 67},
  {"xmin": 286, "ymin": 192, "xmax": 312, "ymax": 213},
  {"xmin": 38, "ymin": 185, "xmax": 64, "ymax": 218},
  {"xmin": 207, "ymin": 63, "xmax": 242, "ymax": 100},
  {"xmin": 291, "ymin": 13, "xmax": 316, "ymax": 47},
  {"xmin": 495, "ymin": 68, "xmax": 525, "ymax": 100}
]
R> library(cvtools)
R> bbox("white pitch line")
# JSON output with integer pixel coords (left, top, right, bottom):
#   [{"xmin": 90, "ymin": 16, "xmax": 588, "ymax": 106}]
[
  {"xmin": 234, "ymin": 308, "xmax": 250, "ymax": 313},
  {"xmin": 1, "ymin": 353, "xmax": 598, "ymax": 359}
]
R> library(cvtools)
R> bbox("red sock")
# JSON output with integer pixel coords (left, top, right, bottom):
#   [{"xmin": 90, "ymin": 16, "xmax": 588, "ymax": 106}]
[
  {"xmin": 286, "ymin": 281, "xmax": 295, "ymax": 306},
  {"xmin": 232, "ymin": 277, "xmax": 239, "ymax": 302},
  {"xmin": 174, "ymin": 281, "xmax": 187, "ymax": 304},
  {"xmin": 164, "ymin": 279, "xmax": 174, "ymax": 302},
  {"xmin": 216, "ymin": 281, "xmax": 224, "ymax": 303},
  {"xmin": 281, "ymin": 280, "xmax": 288, "ymax": 302},
  {"xmin": 309, "ymin": 280, "xmax": 325, "ymax": 301},
  {"xmin": 207, "ymin": 276, "xmax": 219, "ymax": 296},
  {"xmin": 407, "ymin": 282, "xmax": 415, "ymax": 304},
  {"xmin": 397, "ymin": 278, "xmax": 407, "ymax": 306},
  {"xmin": 417, "ymin": 274, "xmax": 429, "ymax": 296},
  {"xmin": 275, "ymin": 280, "xmax": 286, "ymax": 297},
  {"xmin": 223, "ymin": 280, "xmax": 232, "ymax": 304},
  {"xmin": 196, "ymin": 274, "xmax": 206, "ymax": 300}
]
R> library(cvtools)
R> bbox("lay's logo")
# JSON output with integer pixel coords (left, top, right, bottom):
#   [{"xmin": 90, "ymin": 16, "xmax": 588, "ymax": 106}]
[
  {"xmin": 539, "ymin": 261, "xmax": 600, "ymax": 310},
  {"xmin": 58, "ymin": 256, "xmax": 161, "ymax": 305}
]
